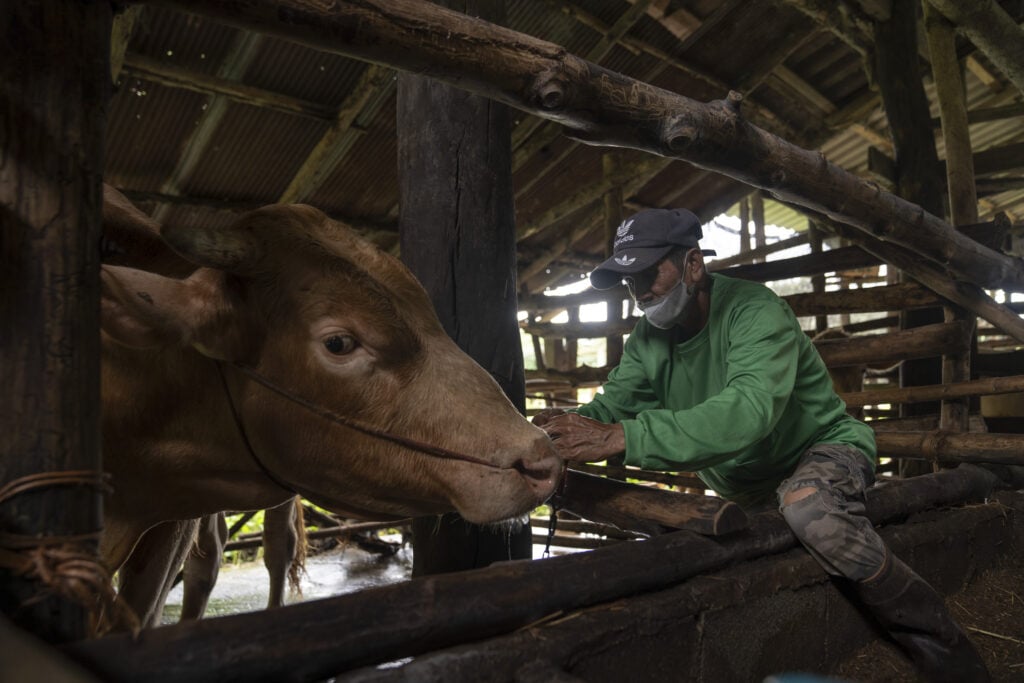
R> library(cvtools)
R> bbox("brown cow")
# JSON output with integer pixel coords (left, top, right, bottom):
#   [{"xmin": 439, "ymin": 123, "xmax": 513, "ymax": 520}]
[{"xmin": 100, "ymin": 195, "xmax": 561, "ymax": 617}]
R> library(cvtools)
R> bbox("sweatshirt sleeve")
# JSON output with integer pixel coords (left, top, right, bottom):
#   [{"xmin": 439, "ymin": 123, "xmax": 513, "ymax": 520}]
[
  {"xmin": 622, "ymin": 298, "xmax": 800, "ymax": 471},
  {"xmin": 574, "ymin": 331, "xmax": 662, "ymax": 423}
]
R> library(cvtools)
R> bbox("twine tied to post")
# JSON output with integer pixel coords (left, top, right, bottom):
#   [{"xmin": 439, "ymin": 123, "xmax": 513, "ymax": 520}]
[{"xmin": 0, "ymin": 470, "xmax": 139, "ymax": 637}]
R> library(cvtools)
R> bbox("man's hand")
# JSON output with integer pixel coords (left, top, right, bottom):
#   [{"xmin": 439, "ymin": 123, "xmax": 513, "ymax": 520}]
[
  {"xmin": 531, "ymin": 408, "xmax": 567, "ymax": 427},
  {"xmin": 536, "ymin": 413, "xmax": 626, "ymax": 463}
]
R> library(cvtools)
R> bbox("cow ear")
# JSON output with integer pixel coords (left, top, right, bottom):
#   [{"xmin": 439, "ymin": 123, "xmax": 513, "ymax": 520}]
[
  {"xmin": 161, "ymin": 219, "xmax": 263, "ymax": 274},
  {"xmin": 101, "ymin": 265, "xmax": 254, "ymax": 360}
]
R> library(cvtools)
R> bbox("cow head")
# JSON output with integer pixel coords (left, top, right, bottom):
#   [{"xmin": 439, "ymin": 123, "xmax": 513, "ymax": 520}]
[{"xmin": 101, "ymin": 204, "xmax": 561, "ymax": 524}]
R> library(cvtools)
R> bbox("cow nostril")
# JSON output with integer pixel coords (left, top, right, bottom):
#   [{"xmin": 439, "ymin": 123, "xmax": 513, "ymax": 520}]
[{"xmin": 513, "ymin": 455, "xmax": 560, "ymax": 481}]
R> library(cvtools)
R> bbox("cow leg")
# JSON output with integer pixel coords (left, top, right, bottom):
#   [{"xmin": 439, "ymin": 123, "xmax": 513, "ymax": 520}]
[
  {"xmin": 263, "ymin": 497, "xmax": 302, "ymax": 608},
  {"xmin": 180, "ymin": 512, "xmax": 228, "ymax": 620},
  {"xmin": 117, "ymin": 518, "xmax": 200, "ymax": 628}
]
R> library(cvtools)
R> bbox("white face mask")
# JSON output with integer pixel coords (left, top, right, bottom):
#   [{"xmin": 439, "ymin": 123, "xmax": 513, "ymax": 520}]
[{"xmin": 639, "ymin": 277, "xmax": 692, "ymax": 329}]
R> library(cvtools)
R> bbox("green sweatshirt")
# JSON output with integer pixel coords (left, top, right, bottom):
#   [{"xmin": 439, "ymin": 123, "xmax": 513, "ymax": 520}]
[{"xmin": 575, "ymin": 273, "xmax": 876, "ymax": 507}]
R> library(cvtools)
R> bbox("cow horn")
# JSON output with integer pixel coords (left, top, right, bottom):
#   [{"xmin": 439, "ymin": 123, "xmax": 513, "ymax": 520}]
[{"xmin": 160, "ymin": 222, "xmax": 263, "ymax": 273}]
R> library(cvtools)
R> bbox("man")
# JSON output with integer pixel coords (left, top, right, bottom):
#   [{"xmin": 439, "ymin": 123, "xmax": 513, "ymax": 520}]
[{"xmin": 534, "ymin": 208, "xmax": 987, "ymax": 682}]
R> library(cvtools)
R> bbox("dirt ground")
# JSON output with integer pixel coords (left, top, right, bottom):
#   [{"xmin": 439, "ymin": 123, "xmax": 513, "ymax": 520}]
[{"xmin": 833, "ymin": 564, "xmax": 1024, "ymax": 682}]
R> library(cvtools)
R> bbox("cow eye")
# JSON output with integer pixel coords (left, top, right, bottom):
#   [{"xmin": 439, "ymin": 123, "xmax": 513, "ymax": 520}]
[{"xmin": 323, "ymin": 334, "xmax": 358, "ymax": 355}]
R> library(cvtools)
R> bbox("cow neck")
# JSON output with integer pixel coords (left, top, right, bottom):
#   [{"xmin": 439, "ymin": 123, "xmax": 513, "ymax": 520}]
[{"xmin": 214, "ymin": 361, "xmax": 508, "ymax": 480}]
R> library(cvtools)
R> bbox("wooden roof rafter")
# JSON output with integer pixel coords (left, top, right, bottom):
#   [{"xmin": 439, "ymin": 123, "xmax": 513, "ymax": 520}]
[{"xmin": 150, "ymin": 31, "xmax": 266, "ymax": 224}]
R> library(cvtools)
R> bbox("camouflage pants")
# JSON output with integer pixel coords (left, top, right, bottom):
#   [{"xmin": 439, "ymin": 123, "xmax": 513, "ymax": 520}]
[{"xmin": 776, "ymin": 443, "xmax": 887, "ymax": 582}]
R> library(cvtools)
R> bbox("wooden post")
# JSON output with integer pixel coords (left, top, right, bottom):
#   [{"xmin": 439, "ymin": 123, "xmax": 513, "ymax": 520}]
[
  {"xmin": 807, "ymin": 220, "xmax": 828, "ymax": 333},
  {"xmin": 396, "ymin": 0, "xmax": 531, "ymax": 575},
  {"xmin": 602, "ymin": 153, "xmax": 625, "ymax": 368},
  {"xmin": 924, "ymin": 0, "xmax": 979, "ymax": 436},
  {"xmin": 874, "ymin": 0, "xmax": 946, "ymax": 476},
  {"xmin": 738, "ymin": 196, "xmax": 751, "ymax": 255},
  {"xmin": 0, "ymin": 1, "xmax": 111, "ymax": 642},
  {"xmin": 751, "ymin": 191, "xmax": 766, "ymax": 263}
]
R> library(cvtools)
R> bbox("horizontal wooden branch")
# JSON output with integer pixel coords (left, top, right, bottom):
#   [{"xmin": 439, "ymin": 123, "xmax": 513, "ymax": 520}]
[
  {"xmin": 64, "ymin": 466, "xmax": 1006, "ymax": 682},
  {"xmin": 843, "ymin": 373, "xmax": 1024, "ymax": 407},
  {"xmin": 815, "ymin": 321, "xmax": 969, "ymax": 367},
  {"xmin": 555, "ymin": 469, "xmax": 747, "ymax": 537},
  {"xmin": 147, "ymin": 0, "xmax": 1024, "ymax": 291},
  {"xmin": 784, "ymin": 282, "xmax": 941, "ymax": 316}
]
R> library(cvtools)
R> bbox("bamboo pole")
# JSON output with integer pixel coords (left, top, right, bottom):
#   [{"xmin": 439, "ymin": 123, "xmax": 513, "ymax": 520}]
[
  {"xmin": 876, "ymin": 432, "xmax": 1024, "ymax": 466},
  {"xmin": 146, "ymin": 0, "xmax": 1024, "ymax": 295},
  {"xmin": 842, "ymin": 373, "xmax": 1024, "ymax": 408},
  {"xmin": 924, "ymin": 0, "xmax": 980, "ymax": 436}
]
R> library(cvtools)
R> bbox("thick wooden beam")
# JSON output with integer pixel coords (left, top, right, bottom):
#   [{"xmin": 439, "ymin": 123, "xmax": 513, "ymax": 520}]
[
  {"xmin": 1, "ymin": 0, "xmax": 112, "ymax": 642},
  {"xmin": 148, "ymin": 0, "xmax": 1024, "ymax": 292},
  {"xmin": 397, "ymin": 0, "xmax": 530, "ymax": 576},
  {"xmin": 555, "ymin": 470, "xmax": 748, "ymax": 537},
  {"xmin": 62, "ymin": 466, "xmax": 1006, "ymax": 682},
  {"xmin": 925, "ymin": 0, "xmax": 1024, "ymax": 94}
]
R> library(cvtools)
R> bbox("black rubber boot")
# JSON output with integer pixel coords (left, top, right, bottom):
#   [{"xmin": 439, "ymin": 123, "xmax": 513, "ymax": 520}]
[{"xmin": 853, "ymin": 552, "xmax": 990, "ymax": 682}]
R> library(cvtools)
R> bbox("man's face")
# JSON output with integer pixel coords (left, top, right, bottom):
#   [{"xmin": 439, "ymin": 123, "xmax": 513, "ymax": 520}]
[{"xmin": 624, "ymin": 257, "xmax": 683, "ymax": 305}]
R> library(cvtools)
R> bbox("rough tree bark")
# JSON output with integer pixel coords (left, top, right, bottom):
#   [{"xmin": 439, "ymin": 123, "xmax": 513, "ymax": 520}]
[{"xmin": 0, "ymin": 1, "xmax": 111, "ymax": 642}]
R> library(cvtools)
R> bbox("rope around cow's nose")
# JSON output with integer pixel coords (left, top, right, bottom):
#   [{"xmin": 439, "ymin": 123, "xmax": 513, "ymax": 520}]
[{"xmin": 226, "ymin": 362, "xmax": 515, "ymax": 470}]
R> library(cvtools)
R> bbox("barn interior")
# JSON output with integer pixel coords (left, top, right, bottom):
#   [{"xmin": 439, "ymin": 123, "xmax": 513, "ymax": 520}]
[{"xmin": 3, "ymin": 0, "xmax": 1024, "ymax": 681}]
